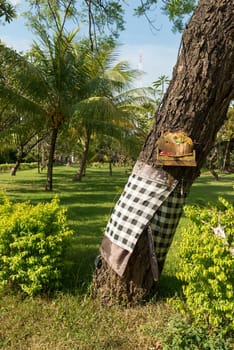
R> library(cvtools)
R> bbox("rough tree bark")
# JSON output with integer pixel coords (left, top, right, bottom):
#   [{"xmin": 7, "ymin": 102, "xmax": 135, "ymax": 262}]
[{"xmin": 93, "ymin": 0, "xmax": 234, "ymax": 305}]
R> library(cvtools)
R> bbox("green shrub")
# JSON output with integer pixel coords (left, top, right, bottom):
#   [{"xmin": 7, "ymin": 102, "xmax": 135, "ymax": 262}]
[
  {"xmin": 0, "ymin": 162, "xmax": 37, "ymax": 172},
  {"xmin": 162, "ymin": 315, "xmax": 233, "ymax": 350},
  {"xmin": 0, "ymin": 196, "xmax": 73, "ymax": 296},
  {"xmin": 177, "ymin": 197, "xmax": 234, "ymax": 333}
]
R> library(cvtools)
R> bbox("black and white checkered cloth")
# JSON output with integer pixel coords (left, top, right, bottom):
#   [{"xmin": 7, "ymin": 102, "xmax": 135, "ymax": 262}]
[
  {"xmin": 151, "ymin": 191, "xmax": 186, "ymax": 264},
  {"xmin": 104, "ymin": 161, "xmax": 186, "ymax": 257}
]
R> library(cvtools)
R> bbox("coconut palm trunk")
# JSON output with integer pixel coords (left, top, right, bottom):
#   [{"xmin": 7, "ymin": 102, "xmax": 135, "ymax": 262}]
[
  {"xmin": 74, "ymin": 130, "xmax": 91, "ymax": 181},
  {"xmin": 93, "ymin": 0, "xmax": 234, "ymax": 304},
  {"xmin": 45, "ymin": 127, "xmax": 59, "ymax": 191}
]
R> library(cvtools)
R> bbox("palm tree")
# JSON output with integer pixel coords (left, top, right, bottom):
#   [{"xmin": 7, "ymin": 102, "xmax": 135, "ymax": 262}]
[
  {"xmin": 152, "ymin": 75, "xmax": 170, "ymax": 104},
  {"xmin": 28, "ymin": 24, "xmax": 86, "ymax": 190},
  {"xmin": 0, "ymin": 42, "xmax": 47, "ymax": 167},
  {"xmin": 0, "ymin": 30, "xmax": 81, "ymax": 190},
  {"xmin": 71, "ymin": 44, "xmax": 152, "ymax": 181},
  {"xmin": 0, "ymin": 42, "xmax": 43, "ymax": 118}
]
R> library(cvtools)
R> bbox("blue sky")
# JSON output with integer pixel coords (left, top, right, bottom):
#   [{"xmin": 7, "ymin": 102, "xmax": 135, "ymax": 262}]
[{"xmin": 0, "ymin": 0, "xmax": 183, "ymax": 87}]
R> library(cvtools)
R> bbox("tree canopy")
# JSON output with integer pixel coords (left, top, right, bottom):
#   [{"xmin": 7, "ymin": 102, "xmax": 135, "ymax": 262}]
[
  {"xmin": 0, "ymin": 1, "xmax": 16, "ymax": 24},
  {"xmin": 23, "ymin": 0, "xmax": 199, "ymax": 47}
]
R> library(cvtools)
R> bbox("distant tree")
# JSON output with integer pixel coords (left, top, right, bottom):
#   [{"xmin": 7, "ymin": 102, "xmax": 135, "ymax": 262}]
[
  {"xmin": 30, "ymin": 30, "xmax": 82, "ymax": 190},
  {"xmin": 0, "ymin": 43, "xmax": 47, "ymax": 166},
  {"xmin": 71, "ymin": 45, "xmax": 145, "ymax": 181},
  {"xmin": 23, "ymin": 1, "xmax": 91, "ymax": 190},
  {"xmin": 9, "ymin": 119, "xmax": 48, "ymax": 176},
  {"xmin": 152, "ymin": 75, "xmax": 170, "ymax": 104},
  {"xmin": 23, "ymin": 0, "xmax": 129, "ymax": 190},
  {"xmin": 218, "ymin": 107, "xmax": 234, "ymax": 172},
  {"xmin": 207, "ymin": 106, "xmax": 234, "ymax": 176}
]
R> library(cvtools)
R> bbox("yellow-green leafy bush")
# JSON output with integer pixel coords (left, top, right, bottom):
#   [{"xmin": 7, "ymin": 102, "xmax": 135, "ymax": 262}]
[
  {"xmin": 0, "ymin": 197, "xmax": 73, "ymax": 296},
  {"xmin": 177, "ymin": 198, "xmax": 234, "ymax": 333}
]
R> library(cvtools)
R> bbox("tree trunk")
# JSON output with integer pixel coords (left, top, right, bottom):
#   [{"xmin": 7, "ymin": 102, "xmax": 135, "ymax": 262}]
[
  {"xmin": 73, "ymin": 132, "xmax": 91, "ymax": 181},
  {"xmin": 109, "ymin": 159, "xmax": 113, "ymax": 176},
  {"xmin": 45, "ymin": 127, "xmax": 58, "ymax": 191},
  {"xmin": 10, "ymin": 159, "xmax": 21, "ymax": 176},
  {"xmin": 10, "ymin": 147, "xmax": 25, "ymax": 176},
  {"xmin": 93, "ymin": 0, "xmax": 234, "ymax": 305},
  {"xmin": 222, "ymin": 140, "xmax": 230, "ymax": 172}
]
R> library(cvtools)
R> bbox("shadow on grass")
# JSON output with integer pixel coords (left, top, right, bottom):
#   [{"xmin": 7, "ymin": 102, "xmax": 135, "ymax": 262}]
[
  {"xmin": 156, "ymin": 274, "xmax": 183, "ymax": 299},
  {"xmin": 188, "ymin": 173, "xmax": 234, "ymax": 205},
  {"xmin": 62, "ymin": 245, "xmax": 98, "ymax": 294}
]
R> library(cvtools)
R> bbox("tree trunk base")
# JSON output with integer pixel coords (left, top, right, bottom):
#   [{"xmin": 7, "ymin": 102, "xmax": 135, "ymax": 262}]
[
  {"xmin": 10, "ymin": 168, "xmax": 16, "ymax": 176},
  {"xmin": 73, "ymin": 174, "xmax": 82, "ymax": 181},
  {"xmin": 91, "ymin": 258, "xmax": 148, "ymax": 306},
  {"xmin": 92, "ymin": 230, "xmax": 159, "ymax": 306}
]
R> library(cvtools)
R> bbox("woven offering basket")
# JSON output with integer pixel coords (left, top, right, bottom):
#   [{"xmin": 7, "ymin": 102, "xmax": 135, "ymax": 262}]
[{"xmin": 157, "ymin": 131, "xmax": 193, "ymax": 156}]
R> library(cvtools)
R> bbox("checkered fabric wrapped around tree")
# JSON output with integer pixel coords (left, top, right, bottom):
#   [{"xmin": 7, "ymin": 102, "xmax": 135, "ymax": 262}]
[
  {"xmin": 105, "ymin": 165, "xmax": 187, "ymax": 260},
  {"xmin": 151, "ymin": 191, "xmax": 186, "ymax": 265},
  {"xmin": 100, "ymin": 161, "xmax": 189, "ymax": 276}
]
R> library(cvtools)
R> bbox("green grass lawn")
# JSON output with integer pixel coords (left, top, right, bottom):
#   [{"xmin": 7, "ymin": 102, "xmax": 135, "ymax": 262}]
[{"xmin": 0, "ymin": 165, "xmax": 233, "ymax": 349}]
